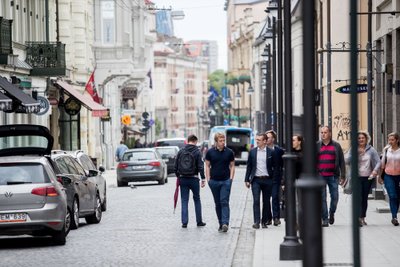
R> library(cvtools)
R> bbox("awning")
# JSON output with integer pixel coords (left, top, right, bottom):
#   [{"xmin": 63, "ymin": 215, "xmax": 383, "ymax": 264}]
[
  {"xmin": 125, "ymin": 125, "xmax": 144, "ymax": 136},
  {"xmin": 0, "ymin": 91, "xmax": 12, "ymax": 111},
  {"xmin": 55, "ymin": 81, "xmax": 107, "ymax": 117},
  {"xmin": 0, "ymin": 77, "xmax": 40, "ymax": 113}
]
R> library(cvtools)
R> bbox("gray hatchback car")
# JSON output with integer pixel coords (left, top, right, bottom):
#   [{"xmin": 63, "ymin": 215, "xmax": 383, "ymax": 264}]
[
  {"xmin": 0, "ymin": 124, "xmax": 69, "ymax": 245},
  {"xmin": 116, "ymin": 148, "xmax": 168, "ymax": 186}
]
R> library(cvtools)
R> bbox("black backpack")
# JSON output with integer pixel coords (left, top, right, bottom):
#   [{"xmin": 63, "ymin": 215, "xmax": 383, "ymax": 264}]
[{"xmin": 177, "ymin": 149, "xmax": 197, "ymax": 176}]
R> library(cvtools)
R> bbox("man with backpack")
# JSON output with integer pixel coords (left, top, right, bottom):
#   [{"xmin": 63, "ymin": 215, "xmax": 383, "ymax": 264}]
[{"xmin": 174, "ymin": 134, "xmax": 206, "ymax": 228}]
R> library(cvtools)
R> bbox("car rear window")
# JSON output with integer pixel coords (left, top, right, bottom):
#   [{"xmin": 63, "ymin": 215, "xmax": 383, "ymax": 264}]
[
  {"xmin": 0, "ymin": 136, "xmax": 49, "ymax": 150},
  {"xmin": 122, "ymin": 151, "xmax": 156, "ymax": 161},
  {"xmin": 0, "ymin": 163, "xmax": 49, "ymax": 185},
  {"xmin": 156, "ymin": 148, "xmax": 177, "ymax": 156}
]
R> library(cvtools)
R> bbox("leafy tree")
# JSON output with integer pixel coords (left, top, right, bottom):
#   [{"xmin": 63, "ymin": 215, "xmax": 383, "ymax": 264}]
[{"xmin": 208, "ymin": 69, "xmax": 227, "ymax": 94}]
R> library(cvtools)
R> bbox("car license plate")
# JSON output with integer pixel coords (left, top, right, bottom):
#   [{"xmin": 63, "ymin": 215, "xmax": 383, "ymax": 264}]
[
  {"xmin": 132, "ymin": 166, "xmax": 145, "ymax": 170},
  {"xmin": 0, "ymin": 213, "xmax": 27, "ymax": 223}
]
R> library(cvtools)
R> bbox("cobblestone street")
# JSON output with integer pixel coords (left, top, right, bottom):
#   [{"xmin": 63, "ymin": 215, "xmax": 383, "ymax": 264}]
[{"xmin": 0, "ymin": 167, "xmax": 253, "ymax": 267}]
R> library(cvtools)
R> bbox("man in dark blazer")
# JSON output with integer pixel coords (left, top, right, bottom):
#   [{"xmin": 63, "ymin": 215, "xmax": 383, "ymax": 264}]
[
  {"xmin": 244, "ymin": 133, "xmax": 281, "ymax": 229},
  {"xmin": 265, "ymin": 130, "xmax": 284, "ymax": 226}
]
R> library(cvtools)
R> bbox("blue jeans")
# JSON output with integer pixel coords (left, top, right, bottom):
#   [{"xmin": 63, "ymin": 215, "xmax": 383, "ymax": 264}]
[
  {"xmin": 321, "ymin": 175, "xmax": 339, "ymax": 220},
  {"xmin": 208, "ymin": 179, "xmax": 232, "ymax": 226},
  {"xmin": 384, "ymin": 174, "xmax": 400, "ymax": 219},
  {"xmin": 251, "ymin": 177, "xmax": 273, "ymax": 224},
  {"xmin": 180, "ymin": 177, "xmax": 203, "ymax": 225}
]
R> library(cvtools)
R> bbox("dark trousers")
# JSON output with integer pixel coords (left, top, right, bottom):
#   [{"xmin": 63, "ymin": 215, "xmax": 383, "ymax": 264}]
[
  {"xmin": 180, "ymin": 177, "xmax": 203, "ymax": 225},
  {"xmin": 360, "ymin": 176, "xmax": 373, "ymax": 218},
  {"xmin": 208, "ymin": 179, "xmax": 232, "ymax": 226},
  {"xmin": 251, "ymin": 177, "xmax": 273, "ymax": 224},
  {"xmin": 267, "ymin": 178, "xmax": 281, "ymax": 220}
]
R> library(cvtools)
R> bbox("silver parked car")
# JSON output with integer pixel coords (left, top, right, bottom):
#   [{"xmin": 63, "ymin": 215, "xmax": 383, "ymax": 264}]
[
  {"xmin": 0, "ymin": 124, "xmax": 69, "ymax": 245},
  {"xmin": 67, "ymin": 150, "xmax": 107, "ymax": 211},
  {"xmin": 50, "ymin": 152, "xmax": 102, "ymax": 230},
  {"xmin": 116, "ymin": 148, "xmax": 168, "ymax": 187}
]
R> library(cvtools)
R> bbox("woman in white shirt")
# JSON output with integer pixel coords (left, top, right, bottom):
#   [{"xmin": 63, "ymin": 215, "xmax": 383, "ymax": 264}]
[
  {"xmin": 379, "ymin": 132, "xmax": 400, "ymax": 226},
  {"xmin": 346, "ymin": 131, "xmax": 380, "ymax": 226}
]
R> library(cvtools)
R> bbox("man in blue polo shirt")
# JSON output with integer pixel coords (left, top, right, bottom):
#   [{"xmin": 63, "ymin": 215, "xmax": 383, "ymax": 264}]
[{"xmin": 205, "ymin": 132, "xmax": 235, "ymax": 233}]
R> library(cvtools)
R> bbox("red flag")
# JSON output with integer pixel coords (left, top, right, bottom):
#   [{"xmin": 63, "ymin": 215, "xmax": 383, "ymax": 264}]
[{"xmin": 85, "ymin": 71, "xmax": 100, "ymax": 103}]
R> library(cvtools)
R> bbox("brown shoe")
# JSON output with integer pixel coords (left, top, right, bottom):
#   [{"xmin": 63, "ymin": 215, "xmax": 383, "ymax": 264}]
[
  {"xmin": 392, "ymin": 218, "xmax": 399, "ymax": 226},
  {"xmin": 273, "ymin": 218, "xmax": 281, "ymax": 226}
]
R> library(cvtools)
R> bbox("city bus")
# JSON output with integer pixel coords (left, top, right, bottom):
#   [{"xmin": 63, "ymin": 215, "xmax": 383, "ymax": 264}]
[{"xmin": 208, "ymin": 126, "xmax": 254, "ymax": 165}]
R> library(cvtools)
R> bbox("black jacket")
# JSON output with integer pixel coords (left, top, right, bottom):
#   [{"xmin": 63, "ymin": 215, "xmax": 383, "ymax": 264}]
[
  {"xmin": 174, "ymin": 144, "xmax": 205, "ymax": 179},
  {"xmin": 244, "ymin": 146, "xmax": 280, "ymax": 183}
]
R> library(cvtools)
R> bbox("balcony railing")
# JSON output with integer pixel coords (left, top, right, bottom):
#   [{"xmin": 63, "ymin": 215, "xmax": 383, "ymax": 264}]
[{"xmin": 26, "ymin": 42, "xmax": 66, "ymax": 76}]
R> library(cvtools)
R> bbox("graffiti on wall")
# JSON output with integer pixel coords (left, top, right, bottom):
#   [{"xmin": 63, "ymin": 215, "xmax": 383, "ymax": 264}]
[{"xmin": 332, "ymin": 113, "xmax": 356, "ymax": 141}]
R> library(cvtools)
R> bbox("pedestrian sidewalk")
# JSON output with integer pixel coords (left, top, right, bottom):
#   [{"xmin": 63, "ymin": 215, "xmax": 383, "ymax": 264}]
[{"xmin": 252, "ymin": 189, "xmax": 400, "ymax": 267}]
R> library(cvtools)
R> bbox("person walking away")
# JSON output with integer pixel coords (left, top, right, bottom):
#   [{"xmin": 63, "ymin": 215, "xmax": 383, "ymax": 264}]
[
  {"xmin": 174, "ymin": 134, "xmax": 206, "ymax": 228},
  {"xmin": 292, "ymin": 135, "xmax": 304, "ymax": 179},
  {"xmin": 244, "ymin": 133, "xmax": 280, "ymax": 229},
  {"xmin": 265, "ymin": 130, "xmax": 284, "ymax": 226},
  {"xmin": 115, "ymin": 141, "xmax": 128, "ymax": 162},
  {"xmin": 345, "ymin": 131, "xmax": 380, "ymax": 226},
  {"xmin": 379, "ymin": 132, "xmax": 400, "ymax": 226},
  {"xmin": 205, "ymin": 132, "xmax": 235, "ymax": 232},
  {"xmin": 317, "ymin": 126, "xmax": 346, "ymax": 227}
]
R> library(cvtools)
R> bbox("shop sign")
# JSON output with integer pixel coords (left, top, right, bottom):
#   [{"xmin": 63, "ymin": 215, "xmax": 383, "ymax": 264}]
[
  {"xmin": 64, "ymin": 97, "xmax": 81, "ymax": 116},
  {"xmin": 336, "ymin": 84, "xmax": 367, "ymax": 94},
  {"xmin": 36, "ymin": 96, "xmax": 50, "ymax": 115}
]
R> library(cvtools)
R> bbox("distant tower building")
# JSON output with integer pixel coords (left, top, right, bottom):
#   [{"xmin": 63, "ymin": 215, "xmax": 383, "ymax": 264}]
[{"xmin": 186, "ymin": 40, "xmax": 218, "ymax": 74}]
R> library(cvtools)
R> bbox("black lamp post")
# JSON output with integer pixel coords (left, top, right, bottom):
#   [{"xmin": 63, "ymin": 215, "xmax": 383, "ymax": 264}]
[
  {"xmin": 261, "ymin": 44, "xmax": 272, "ymax": 131},
  {"xmin": 235, "ymin": 87, "xmax": 241, "ymax": 127},
  {"xmin": 279, "ymin": 0, "xmax": 302, "ymax": 260},
  {"xmin": 296, "ymin": 0, "xmax": 325, "ymax": 266},
  {"xmin": 247, "ymin": 85, "xmax": 254, "ymax": 128},
  {"xmin": 267, "ymin": 0, "xmax": 283, "ymax": 145},
  {"xmin": 226, "ymin": 93, "xmax": 232, "ymax": 125},
  {"xmin": 264, "ymin": 8, "xmax": 277, "ymax": 133}
]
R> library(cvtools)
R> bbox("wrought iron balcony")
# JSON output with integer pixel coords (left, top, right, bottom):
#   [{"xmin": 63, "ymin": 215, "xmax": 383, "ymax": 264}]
[{"xmin": 26, "ymin": 42, "xmax": 66, "ymax": 76}]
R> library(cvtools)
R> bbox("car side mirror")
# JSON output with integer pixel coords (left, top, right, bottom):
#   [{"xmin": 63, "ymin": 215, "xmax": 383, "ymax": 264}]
[
  {"xmin": 57, "ymin": 175, "xmax": 71, "ymax": 185},
  {"xmin": 98, "ymin": 165, "xmax": 105, "ymax": 173},
  {"xmin": 88, "ymin": 169, "xmax": 98, "ymax": 177}
]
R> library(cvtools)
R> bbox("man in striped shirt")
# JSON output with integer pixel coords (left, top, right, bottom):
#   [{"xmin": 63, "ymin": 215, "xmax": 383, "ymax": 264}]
[{"xmin": 317, "ymin": 126, "xmax": 346, "ymax": 227}]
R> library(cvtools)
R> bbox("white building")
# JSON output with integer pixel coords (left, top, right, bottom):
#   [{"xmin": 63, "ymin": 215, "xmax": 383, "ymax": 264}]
[{"xmin": 93, "ymin": 0, "xmax": 156, "ymax": 168}]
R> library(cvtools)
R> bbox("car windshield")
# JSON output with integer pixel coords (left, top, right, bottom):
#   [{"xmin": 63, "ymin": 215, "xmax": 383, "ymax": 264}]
[
  {"xmin": 0, "ymin": 163, "xmax": 49, "ymax": 185},
  {"xmin": 122, "ymin": 151, "xmax": 156, "ymax": 161},
  {"xmin": 155, "ymin": 148, "xmax": 177, "ymax": 156},
  {"xmin": 156, "ymin": 140, "xmax": 185, "ymax": 148},
  {"xmin": 0, "ymin": 136, "xmax": 49, "ymax": 150}
]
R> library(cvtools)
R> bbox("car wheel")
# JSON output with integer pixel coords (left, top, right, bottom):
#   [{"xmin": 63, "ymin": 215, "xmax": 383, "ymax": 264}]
[
  {"xmin": 70, "ymin": 198, "xmax": 79, "ymax": 230},
  {"xmin": 101, "ymin": 186, "xmax": 107, "ymax": 212},
  {"xmin": 117, "ymin": 179, "xmax": 128, "ymax": 187},
  {"xmin": 65, "ymin": 207, "xmax": 71, "ymax": 236},
  {"xmin": 158, "ymin": 175, "xmax": 165, "ymax": 185},
  {"xmin": 51, "ymin": 226, "xmax": 66, "ymax": 246},
  {"xmin": 86, "ymin": 194, "xmax": 102, "ymax": 224}
]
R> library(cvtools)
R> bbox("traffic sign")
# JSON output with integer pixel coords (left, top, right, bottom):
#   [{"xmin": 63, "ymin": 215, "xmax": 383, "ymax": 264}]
[{"xmin": 121, "ymin": 115, "xmax": 131, "ymax": 125}]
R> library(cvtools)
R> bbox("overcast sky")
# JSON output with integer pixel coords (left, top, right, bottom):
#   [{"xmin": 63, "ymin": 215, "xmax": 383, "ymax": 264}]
[{"xmin": 152, "ymin": 0, "xmax": 227, "ymax": 70}]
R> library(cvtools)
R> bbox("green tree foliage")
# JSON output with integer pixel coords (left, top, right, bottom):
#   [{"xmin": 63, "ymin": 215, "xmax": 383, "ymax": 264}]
[
  {"xmin": 155, "ymin": 118, "xmax": 162, "ymax": 136},
  {"xmin": 208, "ymin": 69, "xmax": 226, "ymax": 94}
]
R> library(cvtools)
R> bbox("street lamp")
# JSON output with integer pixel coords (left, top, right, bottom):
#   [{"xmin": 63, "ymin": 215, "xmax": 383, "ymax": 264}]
[
  {"xmin": 261, "ymin": 44, "xmax": 272, "ymax": 131},
  {"xmin": 226, "ymin": 94, "xmax": 232, "ymax": 125},
  {"xmin": 247, "ymin": 85, "xmax": 254, "ymax": 128},
  {"xmin": 279, "ymin": 0, "xmax": 302, "ymax": 260},
  {"xmin": 235, "ymin": 88, "xmax": 241, "ymax": 127},
  {"xmin": 263, "ymin": 13, "xmax": 277, "ymax": 133},
  {"xmin": 267, "ymin": 0, "xmax": 283, "ymax": 145}
]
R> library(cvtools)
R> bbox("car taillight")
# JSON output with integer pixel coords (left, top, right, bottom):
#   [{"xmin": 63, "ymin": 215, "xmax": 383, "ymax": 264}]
[
  {"xmin": 117, "ymin": 163, "xmax": 128, "ymax": 169},
  {"xmin": 149, "ymin": 161, "xmax": 161, "ymax": 167},
  {"xmin": 31, "ymin": 186, "xmax": 59, "ymax": 197}
]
